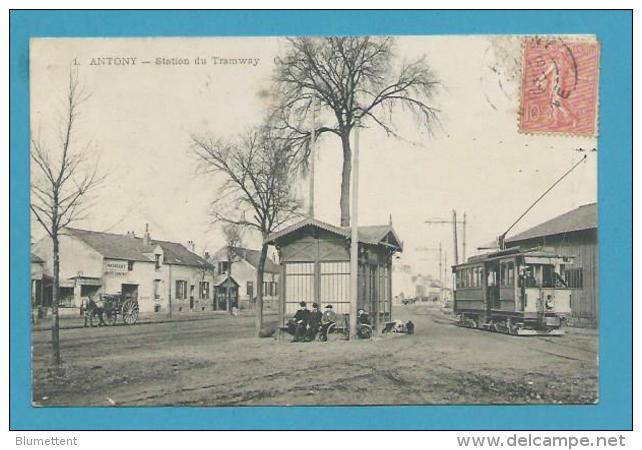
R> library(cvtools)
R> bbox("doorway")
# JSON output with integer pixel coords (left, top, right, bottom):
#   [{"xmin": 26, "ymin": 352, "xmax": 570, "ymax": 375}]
[{"xmin": 121, "ymin": 283, "xmax": 139, "ymax": 302}]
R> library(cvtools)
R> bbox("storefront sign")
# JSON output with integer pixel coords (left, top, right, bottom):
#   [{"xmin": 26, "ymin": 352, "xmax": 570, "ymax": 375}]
[{"xmin": 104, "ymin": 260, "xmax": 128, "ymax": 277}]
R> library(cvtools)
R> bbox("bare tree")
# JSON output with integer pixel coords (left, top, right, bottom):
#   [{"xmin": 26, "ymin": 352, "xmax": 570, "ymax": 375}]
[
  {"xmin": 30, "ymin": 69, "xmax": 103, "ymax": 366},
  {"xmin": 272, "ymin": 37, "xmax": 441, "ymax": 226},
  {"xmin": 192, "ymin": 127, "xmax": 302, "ymax": 335}
]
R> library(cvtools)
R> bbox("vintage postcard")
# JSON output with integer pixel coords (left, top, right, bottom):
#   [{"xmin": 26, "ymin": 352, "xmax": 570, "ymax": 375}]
[{"xmin": 29, "ymin": 35, "xmax": 598, "ymax": 407}]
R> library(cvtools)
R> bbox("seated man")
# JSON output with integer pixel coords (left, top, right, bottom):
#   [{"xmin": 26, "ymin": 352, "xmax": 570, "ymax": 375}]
[
  {"xmin": 305, "ymin": 303, "xmax": 323, "ymax": 342},
  {"xmin": 287, "ymin": 301, "xmax": 310, "ymax": 342},
  {"xmin": 356, "ymin": 309, "xmax": 373, "ymax": 339},
  {"xmin": 319, "ymin": 304, "xmax": 337, "ymax": 340},
  {"xmin": 357, "ymin": 308, "xmax": 371, "ymax": 325}
]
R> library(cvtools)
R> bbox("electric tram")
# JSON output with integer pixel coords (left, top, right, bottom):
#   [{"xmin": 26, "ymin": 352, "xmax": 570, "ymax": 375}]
[{"xmin": 452, "ymin": 247, "xmax": 573, "ymax": 335}]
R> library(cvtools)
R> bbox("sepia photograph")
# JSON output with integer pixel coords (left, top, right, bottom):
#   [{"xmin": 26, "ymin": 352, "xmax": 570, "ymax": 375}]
[{"xmin": 28, "ymin": 34, "xmax": 600, "ymax": 408}]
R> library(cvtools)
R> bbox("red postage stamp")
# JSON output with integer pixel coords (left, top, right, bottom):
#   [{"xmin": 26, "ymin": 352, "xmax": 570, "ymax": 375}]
[{"xmin": 519, "ymin": 37, "xmax": 600, "ymax": 136}]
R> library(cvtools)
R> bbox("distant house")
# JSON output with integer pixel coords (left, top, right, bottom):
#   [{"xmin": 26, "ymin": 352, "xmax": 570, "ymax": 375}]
[
  {"xmin": 212, "ymin": 246, "xmax": 280, "ymax": 310},
  {"xmin": 31, "ymin": 253, "xmax": 47, "ymax": 310},
  {"xmin": 32, "ymin": 226, "xmax": 216, "ymax": 314},
  {"xmin": 505, "ymin": 202, "xmax": 598, "ymax": 323}
]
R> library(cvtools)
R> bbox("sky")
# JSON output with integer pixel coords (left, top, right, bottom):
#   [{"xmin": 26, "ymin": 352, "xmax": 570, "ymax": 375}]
[{"xmin": 29, "ymin": 36, "xmax": 597, "ymax": 280}]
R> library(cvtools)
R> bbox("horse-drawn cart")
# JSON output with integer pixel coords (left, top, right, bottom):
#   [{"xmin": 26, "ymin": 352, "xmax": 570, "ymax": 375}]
[
  {"xmin": 103, "ymin": 293, "xmax": 139, "ymax": 325},
  {"xmin": 83, "ymin": 293, "xmax": 139, "ymax": 327}
]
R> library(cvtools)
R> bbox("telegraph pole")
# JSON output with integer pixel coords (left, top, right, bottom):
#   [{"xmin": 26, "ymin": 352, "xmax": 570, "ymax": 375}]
[
  {"xmin": 349, "ymin": 119, "xmax": 360, "ymax": 340},
  {"xmin": 425, "ymin": 212, "xmax": 467, "ymax": 265},
  {"xmin": 462, "ymin": 212, "xmax": 467, "ymax": 261},
  {"xmin": 452, "ymin": 210, "xmax": 459, "ymax": 265},
  {"xmin": 309, "ymin": 96, "xmax": 316, "ymax": 218}
]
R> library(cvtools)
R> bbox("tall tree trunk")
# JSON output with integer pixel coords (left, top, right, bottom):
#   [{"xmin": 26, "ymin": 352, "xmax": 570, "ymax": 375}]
[
  {"xmin": 51, "ymin": 233, "xmax": 61, "ymax": 367},
  {"xmin": 255, "ymin": 239, "xmax": 269, "ymax": 335},
  {"xmin": 340, "ymin": 131, "xmax": 352, "ymax": 227}
]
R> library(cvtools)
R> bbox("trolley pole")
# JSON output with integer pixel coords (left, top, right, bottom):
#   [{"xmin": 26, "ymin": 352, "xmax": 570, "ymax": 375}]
[{"xmin": 349, "ymin": 120, "xmax": 360, "ymax": 340}]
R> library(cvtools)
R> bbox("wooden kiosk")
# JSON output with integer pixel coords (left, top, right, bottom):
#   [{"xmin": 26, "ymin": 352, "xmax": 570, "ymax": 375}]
[{"xmin": 266, "ymin": 217, "xmax": 403, "ymax": 334}]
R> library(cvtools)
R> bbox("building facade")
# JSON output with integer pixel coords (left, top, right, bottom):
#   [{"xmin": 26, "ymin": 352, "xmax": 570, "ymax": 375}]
[
  {"xmin": 32, "ymin": 226, "xmax": 217, "ymax": 314},
  {"xmin": 505, "ymin": 203, "xmax": 598, "ymax": 323},
  {"xmin": 212, "ymin": 246, "xmax": 280, "ymax": 310},
  {"xmin": 31, "ymin": 253, "xmax": 46, "ymax": 309}
]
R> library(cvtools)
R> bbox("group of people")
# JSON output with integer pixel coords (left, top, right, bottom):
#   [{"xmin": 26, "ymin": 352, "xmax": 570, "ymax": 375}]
[
  {"xmin": 287, "ymin": 301, "xmax": 338, "ymax": 342},
  {"xmin": 287, "ymin": 301, "xmax": 375, "ymax": 342}
]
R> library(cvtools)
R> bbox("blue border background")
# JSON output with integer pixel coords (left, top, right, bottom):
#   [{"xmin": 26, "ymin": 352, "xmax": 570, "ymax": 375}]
[{"xmin": 9, "ymin": 10, "xmax": 632, "ymax": 430}]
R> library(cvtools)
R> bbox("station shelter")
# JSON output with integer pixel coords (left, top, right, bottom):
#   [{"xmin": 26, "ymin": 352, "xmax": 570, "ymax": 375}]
[{"xmin": 266, "ymin": 218, "xmax": 403, "ymax": 332}]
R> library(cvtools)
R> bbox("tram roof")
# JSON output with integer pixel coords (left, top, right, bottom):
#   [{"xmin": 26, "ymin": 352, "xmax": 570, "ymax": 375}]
[{"xmin": 456, "ymin": 247, "xmax": 569, "ymax": 266}]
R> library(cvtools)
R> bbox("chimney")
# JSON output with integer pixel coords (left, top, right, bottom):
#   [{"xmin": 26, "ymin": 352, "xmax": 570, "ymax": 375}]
[
  {"xmin": 187, "ymin": 240, "xmax": 196, "ymax": 252},
  {"xmin": 204, "ymin": 250, "xmax": 210, "ymax": 260},
  {"xmin": 143, "ymin": 223, "xmax": 151, "ymax": 246}
]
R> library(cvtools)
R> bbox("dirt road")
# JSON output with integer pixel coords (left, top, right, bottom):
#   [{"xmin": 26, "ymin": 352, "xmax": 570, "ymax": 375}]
[{"xmin": 32, "ymin": 305, "xmax": 598, "ymax": 406}]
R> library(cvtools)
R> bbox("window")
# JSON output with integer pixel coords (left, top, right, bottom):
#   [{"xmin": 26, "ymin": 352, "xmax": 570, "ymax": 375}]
[
  {"xmin": 246, "ymin": 281, "xmax": 254, "ymax": 297},
  {"xmin": 501, "ymin": 262, "xmax": 515, "ymax": 287},
  {"xmin": 127, "ymin": 261, "xmax": 134, "ymax": 271},
  {"xmin": 217, "ymin": 261, "xmax": 230, "ymax": 275},
  {"xmin": 274, "ymin": 282, "xmax": 278, "ymax": 296},
  {"xmin": 153, "ymin": 279, "xmax": 161, "ymax": 299},
  {"xmin": 175, "ymin": 280, "xmax": 187, "ymax": 299},
  {"xmin": 199, "ymin": 281, "xmax": 210, "ymax": 299},
  {"xmin": 487, "ymin": 270, "xmax": 497, "ymax": 287},
  {"xmin": 564, "ymin": 268, "xmax": 584, "ymax": 289},
  {"xmin": 155, "ymin": 254, "xmax": 161, "ymax": 269}
]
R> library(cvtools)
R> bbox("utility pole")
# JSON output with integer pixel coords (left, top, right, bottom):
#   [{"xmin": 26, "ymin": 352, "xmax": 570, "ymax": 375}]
[
  {"xmin": 452, "ymin": 210, "xmax": 459, "ymax": 265},
  {"xmin": 462, "ymin": 212, "xmax": 467, "ymax": 261},
  {"xmin": 309, "ymin": 95, "xmax": 316, "ymax": 218},
  {"xmin": 425, "ymin": 212, "xmax": 467, "ymax": 265},
  {"xmin": 443, "ymin": 250, "xmax": 448, "ymax": 290},
  {"xmin": 349, "ymin": 119, "xmax": 360, "ymax": 340}
]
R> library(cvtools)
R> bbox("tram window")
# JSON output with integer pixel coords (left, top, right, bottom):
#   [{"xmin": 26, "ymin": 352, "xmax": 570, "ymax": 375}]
[
  {"xmin": 519, "ymin": 266, "xmax": 537, "ymax": 287},
  {"xmin": 487, "ymin": 270, "xmax": 497, "ymax": 287},
  {"xmin": 542, "ymin": 265, "xmax": 555, "ymax": 288},
  {"xmin": 501, "ymin": 262, "xmax": 514, "ymax": 287}
]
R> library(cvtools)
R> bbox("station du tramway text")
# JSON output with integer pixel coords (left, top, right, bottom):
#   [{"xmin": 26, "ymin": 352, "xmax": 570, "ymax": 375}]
[{"xmin": 85, "ymin": 56, "xmax": 261, "ymax": 66}]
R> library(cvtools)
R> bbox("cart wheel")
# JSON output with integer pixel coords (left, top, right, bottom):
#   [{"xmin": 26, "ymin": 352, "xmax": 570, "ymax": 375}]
[
  {"xmin": 325, "ymin": 323, "xmax": 345, "ymax": 342},
  {"xmin": 122, "ymin": 300, "xmax": 139, "ymax": 325},
  {"xmin": 357, "ymin": 324, "xmax": 373, "ymax": 340}
]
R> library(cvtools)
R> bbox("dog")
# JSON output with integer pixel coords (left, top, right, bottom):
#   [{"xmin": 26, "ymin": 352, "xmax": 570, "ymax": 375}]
[{"xmin": 382, "ymin": 320, "xmax": 415, "ymax": 335}]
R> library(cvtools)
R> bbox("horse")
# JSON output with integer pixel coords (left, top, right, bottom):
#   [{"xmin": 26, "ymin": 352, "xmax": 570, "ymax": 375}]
[{"xmin": 81, "ymin": 296, "xmax": 108, "ymax": 327}]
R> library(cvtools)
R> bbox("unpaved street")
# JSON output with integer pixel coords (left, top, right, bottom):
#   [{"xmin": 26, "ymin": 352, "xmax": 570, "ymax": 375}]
[{"xmin": 32, "ymin": 305, "xmax": 598, "ymax": 406}]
